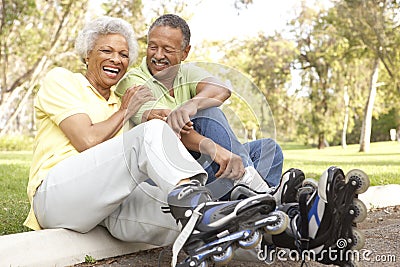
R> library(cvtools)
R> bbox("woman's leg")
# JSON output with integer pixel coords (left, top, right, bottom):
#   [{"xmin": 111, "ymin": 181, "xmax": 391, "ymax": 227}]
[
  {"xmin": 102, "ymin": 182, "xmax": 181, "ymax": 245},
  {"xmin": 33, "ymin": 119, "xmax": 206, "ymax": 234}
]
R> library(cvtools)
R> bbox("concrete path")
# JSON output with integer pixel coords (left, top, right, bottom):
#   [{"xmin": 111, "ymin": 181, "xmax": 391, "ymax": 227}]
[
  {"xmin": 1, "ymin": 184, "xmax": 399, "ymax": 267},
  {"xmin": 358, "ymin": 184, "xmax": 400, "ymax": 210}
]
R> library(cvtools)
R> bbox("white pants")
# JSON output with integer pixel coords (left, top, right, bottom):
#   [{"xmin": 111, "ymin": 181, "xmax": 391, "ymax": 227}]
[{"xmin": 33, "ymin": 119, "xmax": 207, "ymax": 246}]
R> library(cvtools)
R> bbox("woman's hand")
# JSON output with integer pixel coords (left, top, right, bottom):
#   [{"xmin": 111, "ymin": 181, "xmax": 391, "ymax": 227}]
[{"xmin": 120, "ymin": 85, "xmax": 154, "ymax": 119}]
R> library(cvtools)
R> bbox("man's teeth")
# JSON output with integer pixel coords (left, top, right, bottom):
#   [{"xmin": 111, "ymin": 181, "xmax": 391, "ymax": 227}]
[{"xmin": 103, "ymin": 67, "xmax": 119, "ymax": 74}]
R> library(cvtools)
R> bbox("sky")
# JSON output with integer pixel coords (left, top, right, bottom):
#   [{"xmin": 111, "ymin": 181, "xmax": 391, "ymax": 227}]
[
  {"xmin": 90, "ymin": 0, "xmax": 331, "ymax": 46},
  {"xmin": 187, "ymin": 0, "xmax": 300, "ymax": 46}
]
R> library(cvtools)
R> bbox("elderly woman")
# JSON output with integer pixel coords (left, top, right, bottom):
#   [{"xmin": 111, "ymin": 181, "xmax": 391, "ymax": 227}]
[{"xmin": 23, "ymin": 16, "xmax": 211, "ymax": 245}]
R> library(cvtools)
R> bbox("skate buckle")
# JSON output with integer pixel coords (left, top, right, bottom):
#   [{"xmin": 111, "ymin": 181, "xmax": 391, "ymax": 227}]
[{"xmin": 299, "ymin": 238, "xmax": 310, "ymax": 250}]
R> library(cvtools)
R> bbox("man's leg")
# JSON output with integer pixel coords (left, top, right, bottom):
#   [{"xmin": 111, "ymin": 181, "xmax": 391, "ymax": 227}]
[
  {"xmin": 244, "ymin": 138, "xmax": 284, "ymax": 187},
  {"xmin": 190, "ymin": 107, "xmax": 253, "ymax": 183},
  {"xmin": 190, "ymin": 107, "xmax": 283, "ymax": 198}
]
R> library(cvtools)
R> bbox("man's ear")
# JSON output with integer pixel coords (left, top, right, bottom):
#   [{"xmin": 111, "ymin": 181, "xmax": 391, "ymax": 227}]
[{"xmin": 181, "ymin": 45, "xmax": 191, "ymax": 61}]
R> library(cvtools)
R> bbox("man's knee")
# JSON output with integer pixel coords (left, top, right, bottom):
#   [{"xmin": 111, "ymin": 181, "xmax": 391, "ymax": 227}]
[
  {"xmin": 273, "ymin": 140, "xmax": 284, "ymax": 163},
  {"xmin": 192, "ymin": 107, "xmax": 226, "ymax": 120}
]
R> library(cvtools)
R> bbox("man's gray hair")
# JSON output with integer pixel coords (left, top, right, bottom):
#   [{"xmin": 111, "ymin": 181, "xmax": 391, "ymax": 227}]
[
  {"xmin": 75, "ymin": 16, "xmax": 138, "ymax": 66},
  {"xmin": 148, "ymin": 14, "xmax": 191, "ymax": 49}
]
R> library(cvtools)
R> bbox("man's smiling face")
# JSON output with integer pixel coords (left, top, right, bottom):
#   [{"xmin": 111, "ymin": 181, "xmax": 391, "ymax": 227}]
[{"xmin": 146, "ymin": 25, "xmax": 190, "ymax": 77}]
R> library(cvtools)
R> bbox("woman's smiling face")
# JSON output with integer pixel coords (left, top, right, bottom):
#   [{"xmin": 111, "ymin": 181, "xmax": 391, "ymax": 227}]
[{"xmin": 85, "ymin": 33, "xmax": 129, "ymax": 96}]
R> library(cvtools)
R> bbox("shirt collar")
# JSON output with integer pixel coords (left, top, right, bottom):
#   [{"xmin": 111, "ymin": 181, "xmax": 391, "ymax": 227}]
[
  {"xmin": 140, "ymin": 57, "xmax": 184, "ymax": 86},
  {"xmin": 77, "ymin": 73, "xmax": 119, "ymax": 105}
]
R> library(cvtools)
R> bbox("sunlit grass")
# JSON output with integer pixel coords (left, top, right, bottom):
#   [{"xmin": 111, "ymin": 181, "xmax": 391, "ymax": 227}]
[
  {"xmin": 282, "ymin": 141, "xmax": 400, "ymax": 186},
  {"xmin": 0, "ymin": 151, "xmax": 32, "ymax": 235}
]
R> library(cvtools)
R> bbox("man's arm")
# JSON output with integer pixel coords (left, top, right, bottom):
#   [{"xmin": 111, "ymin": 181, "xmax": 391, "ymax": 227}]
[{"xmin": 193, "ymin": 77, "xmax": 231, "ymax": 109}]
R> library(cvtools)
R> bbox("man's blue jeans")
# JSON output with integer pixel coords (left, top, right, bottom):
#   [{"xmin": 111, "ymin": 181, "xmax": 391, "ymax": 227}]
[{"xmin": 189, "ymin": 107, "xmax": 283, "ymax": 198}]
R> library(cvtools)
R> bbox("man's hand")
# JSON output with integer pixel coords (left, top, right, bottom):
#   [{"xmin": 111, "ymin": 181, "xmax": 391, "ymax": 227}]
[
  {"xmin": 214, "ymin": 146, "xmax": 245, "ymax": 179},
  {"xmin": 142, "ymin": 108, "xmax": 193, "ymax": 138},
  {"xmin": 199, "ymin": 138, "xmax": 245, "ymax": 180},
  {"xmin": 142, "ymin": 108, "xmax": 171, "ymax": 121},
  {"xmin": 166, "ymin": 100, "xmax": 197, "ymax": 137}
]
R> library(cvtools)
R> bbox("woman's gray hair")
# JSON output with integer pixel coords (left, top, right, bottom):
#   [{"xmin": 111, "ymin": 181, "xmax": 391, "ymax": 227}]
[{"xmin": 75, "ymin": 16, "xmax": 138, "ymax": 66}]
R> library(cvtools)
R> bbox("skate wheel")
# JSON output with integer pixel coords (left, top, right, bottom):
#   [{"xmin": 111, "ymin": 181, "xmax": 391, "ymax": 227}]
[
  {"xmin": 238, "ymin": 230, "xmax": 261, "ymax": 249},
  {"xmin": 351, "ymin": 227, "xmax": 365, "ymax": 250},
  {"xmin": 345, "ymin": 169, "xmax": 370, "ymax": 194},
  {"xmin": 302, "ymin": 178, "xmax": 318, "ymax": 189},
  {"xmin": 182, "ymin": 258, "xmax": 208, "ymax": 267},
  {"xmin": 211, "ymin": 245, "xmax": 233, "ymax": 265},
  {"xmin": 351, "ymin": 198, "xmax": 368, "ymax": 223},
  {"xmin": 298, "ymin": 178, "xmax": 318, "ymax": 197},
  {"xmin": 264, "ymin": 211, "xmax": 289, "ymax": 235}
]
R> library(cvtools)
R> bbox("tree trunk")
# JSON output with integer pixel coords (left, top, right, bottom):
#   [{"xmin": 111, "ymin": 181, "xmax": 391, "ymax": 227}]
[
  {"xmin": 359, "ymin": 59, "xmax": 379, "ymax": 152},
  {"xmin": 342, "ymin": 86, "xmax": 349, "ymax": 149},
  {"xmin": 318, "ymin": 132, "xmax": 326, "ymax": 149}
]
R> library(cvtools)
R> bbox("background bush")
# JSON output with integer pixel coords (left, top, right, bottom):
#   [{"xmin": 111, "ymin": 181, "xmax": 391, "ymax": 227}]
[{"xmin": 0, "ymin": 135, "xmax": 34, "ymax": 151}]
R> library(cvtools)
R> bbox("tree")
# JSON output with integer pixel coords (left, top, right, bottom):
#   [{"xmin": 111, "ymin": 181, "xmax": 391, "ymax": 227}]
[
  {"xmin": 220, "ymin": 34, "xmax": 298, "ymax": 140},
  {"xmin": 335, "ymin": 0, "xmax": 400, "ymax": 152},
  {"xmin": 289, "ymin": 3, "xmax": 347, "ymax": 149},
  {"xmin": 0, "ymin": 0, "xmax": 178, "ymax": 135},
  {"xmin": 0, "ymin": 0, "xmax": 89, "ymax": 135}
]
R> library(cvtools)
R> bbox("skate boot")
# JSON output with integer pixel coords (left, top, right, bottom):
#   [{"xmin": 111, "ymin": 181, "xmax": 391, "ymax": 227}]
[
  {"xmin": 269, "ymin": 166, "xmax": 369, "ymax": 266},
  {"xmin": 167, "ymin": 180, "xmax": 289, "ymax": 267},
  {"xmin": 231, "ymin": 167, "xmax": 305, "ymax": 205}
]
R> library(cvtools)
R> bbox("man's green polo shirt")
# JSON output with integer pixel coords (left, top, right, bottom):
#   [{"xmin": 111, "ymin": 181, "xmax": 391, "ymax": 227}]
[{"xmin": 115, "ymin": 58, "xmax": 213, "ymax": 125}]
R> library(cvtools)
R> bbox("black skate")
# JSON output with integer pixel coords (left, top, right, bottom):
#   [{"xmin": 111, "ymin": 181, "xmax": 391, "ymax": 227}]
[
  {"xmin": 229, "ymin": 168, "xmax": 305, "ymax": 264},
  {"xmin": 230, "ymin": 168, "xmax": 305, "ymax": 205},
  {"xmin": 167, "ymin": 180, "xmax": 289, "ymax": 267},
  {"xmin": 270, "ymin": 166, "xmax": 369, "ymax": 266},
  {"xmin": 274, "ymin": 168, "xmax": 306, "ymax": 205}
]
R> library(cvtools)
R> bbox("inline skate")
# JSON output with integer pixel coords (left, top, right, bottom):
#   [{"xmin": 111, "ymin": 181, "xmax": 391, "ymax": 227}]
[
  {"xmin": 229, "ymin": 168, "xmax": 306, "ymax": 263},
  {"xmin": 231, "ymin": 167, "xmax": 305, "ymax": 205},
  {"xmin": 167, "ymin": 180, "xmax": 289, "ymax": 267},
  {"xmin": 269, "ymin": 166, "xmax": 369, "ymax": 266}
]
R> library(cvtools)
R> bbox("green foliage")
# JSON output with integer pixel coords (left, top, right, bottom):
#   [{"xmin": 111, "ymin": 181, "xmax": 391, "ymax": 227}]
[
  {"xmin": 0, "ymin": 135, "xmax": 34, "ymax": 151},
  {"xmin": 2, "ymin": 0, "xmax": 400, "ymax": 147},
  {"xmin": 372, "ymin": 108, "xmax": 400, "ymax": 142},
  {"xmin": 221, "ymin": 34, "xmax": 299, "ymax": 140},
  {"xmin": 84, "ymin": 255, "xmax": 96, "ymax": 264}
]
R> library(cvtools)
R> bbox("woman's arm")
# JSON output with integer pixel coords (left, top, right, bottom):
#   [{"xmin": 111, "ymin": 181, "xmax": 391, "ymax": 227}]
[{"xmin": 60, "ymin": 85, "xmax": 153, "ymax": 152}]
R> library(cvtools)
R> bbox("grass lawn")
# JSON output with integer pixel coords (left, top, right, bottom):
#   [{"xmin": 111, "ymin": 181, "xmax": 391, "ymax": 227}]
[
  {"xmin": 0, "ymin": 151, "xmax": 32, "ymax": 235},
  {"xmin": 281, "ymin": 141, "xmax": 400, "ymax": 185},
  {"xmin": 0, "ymin": 141, "xmax": 399, "ymax": 235}
]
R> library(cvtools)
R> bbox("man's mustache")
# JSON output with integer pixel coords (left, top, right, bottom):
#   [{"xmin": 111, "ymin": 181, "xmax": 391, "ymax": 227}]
[{"xmin": 151, "ymin": 58, "xmax": 170, "ymax": 65}]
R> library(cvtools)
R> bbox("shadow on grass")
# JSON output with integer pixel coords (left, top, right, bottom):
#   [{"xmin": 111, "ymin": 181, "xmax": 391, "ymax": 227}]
[{"xmin": 279, "ymin": 142, "xmax": 314, "ymax": 150}]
